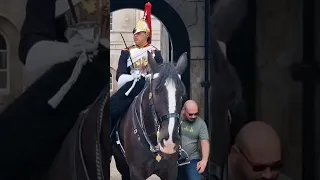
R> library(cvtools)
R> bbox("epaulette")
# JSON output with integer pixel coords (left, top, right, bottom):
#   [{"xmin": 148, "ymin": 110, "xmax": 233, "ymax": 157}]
[
  {"xmin": 149, "ymin": 44, "xmax": 159, "ymax": 50},
  {"xmin": 123, "ymin": 45, "xmax": 135, "ymax": 51}
]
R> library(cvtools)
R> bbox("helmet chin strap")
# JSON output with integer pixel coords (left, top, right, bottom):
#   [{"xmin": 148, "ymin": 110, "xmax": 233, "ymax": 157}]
[
  {"xmin": 67, "ymin": 0, "xmax": 78, "ymax": 24},
  {"xmin": 136, "ymin": 42, "xmax": 149, "ymax": 48}
]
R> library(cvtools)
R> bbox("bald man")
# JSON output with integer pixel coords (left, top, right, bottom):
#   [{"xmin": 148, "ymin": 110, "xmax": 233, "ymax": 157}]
[
  {"xmin": 228, "ymin": 121, "xmax": 292, "ymax": 180},
  {"xmin": 178, "ymin": 100, "xmax": 210, "ymax": 180}
]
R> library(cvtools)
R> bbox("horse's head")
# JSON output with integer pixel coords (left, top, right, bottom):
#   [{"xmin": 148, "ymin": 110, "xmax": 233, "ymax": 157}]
[{"xmin": 146, "ymin": 51, "xmax": 188, "ymax": 155}]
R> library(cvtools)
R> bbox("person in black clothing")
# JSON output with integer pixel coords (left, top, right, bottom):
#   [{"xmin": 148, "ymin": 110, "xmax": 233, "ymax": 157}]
[{"xmin": 0, "ymin": 0, "xmax": 109, "ymax": 179}]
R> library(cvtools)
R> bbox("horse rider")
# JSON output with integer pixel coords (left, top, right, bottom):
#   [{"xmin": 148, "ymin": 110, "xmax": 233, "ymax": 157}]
[
  {"xmin": 110, "ymin": 2, "xmax": 190, "ymax": 166},
  {"xmin": 0, "ymin": 0, "xmax": 109, "ymax": 178},
  {"xmin": 110, "ymin": 2, "xmax": 163, "ymax": 135}
]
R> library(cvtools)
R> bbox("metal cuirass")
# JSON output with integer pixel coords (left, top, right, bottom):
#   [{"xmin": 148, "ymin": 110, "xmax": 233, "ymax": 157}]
[{"xmin": 127, "ymin": 45, "xmax": 157, "ymax": 76}]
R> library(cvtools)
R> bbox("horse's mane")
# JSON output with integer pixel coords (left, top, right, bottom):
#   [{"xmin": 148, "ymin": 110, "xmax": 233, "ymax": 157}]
[{"xmin": 154, "ymin": 63, "xmax": 186, "ymax": 95}]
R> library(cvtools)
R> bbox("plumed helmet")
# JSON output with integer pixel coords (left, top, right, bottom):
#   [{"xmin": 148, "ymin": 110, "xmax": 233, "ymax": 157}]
[{"xmin": 132, "ymin": 2, "xmax": 153, "ymax": 43}]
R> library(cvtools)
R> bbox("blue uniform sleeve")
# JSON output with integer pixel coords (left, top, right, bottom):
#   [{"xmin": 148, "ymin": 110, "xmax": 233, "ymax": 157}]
[
  {"xmin": 116, "ymin": 50, "xmax": 130, "ymax": 81},
  {"xmin": 154, "ymin": 50, "xmax": 164, "ymax": 64}
]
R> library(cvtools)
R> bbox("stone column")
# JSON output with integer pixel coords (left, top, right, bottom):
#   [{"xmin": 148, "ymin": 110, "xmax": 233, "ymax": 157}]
[
  {"xmin": 167, "ymin": 0, "xmax": 206, "ymax": 117},
  {"xmin": 256, "ymin": 0, "xmax": 303, "ymax": 179}
]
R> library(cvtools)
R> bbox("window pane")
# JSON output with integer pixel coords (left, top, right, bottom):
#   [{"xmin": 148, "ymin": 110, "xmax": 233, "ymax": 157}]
[
  {"xmin": 110, "ymin": 73, "xmax": 113, "ymax": 90},
  {"xmin": 0, "ymin": 71, "xmax": 7, "ymax": 89},
  {"xmin": 0, "ymin": 35, "xmax": 6, "ymax": 50},
  {"xmin": 0, "ymin": 52, "xmax": 7, "ymax": 69}
]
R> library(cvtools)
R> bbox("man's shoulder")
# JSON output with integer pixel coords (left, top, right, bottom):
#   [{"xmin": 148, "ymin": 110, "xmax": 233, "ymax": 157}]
[
  {"xmin": 148, "ymin": 44, "xmax": 159, "ymax": 51},
  {"xmin": 122, "ymin": 45, "xmax": 135, "ymax": 51},
  {"xmin": 196, "ymin": 117, "xmax": 206, "ymax": 124}
]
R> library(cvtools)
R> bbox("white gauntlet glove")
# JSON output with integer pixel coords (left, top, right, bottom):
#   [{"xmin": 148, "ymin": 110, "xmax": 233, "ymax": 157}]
[{"xmin": 131, "ymin": 70, "xmax": 141, "ymax": 79}]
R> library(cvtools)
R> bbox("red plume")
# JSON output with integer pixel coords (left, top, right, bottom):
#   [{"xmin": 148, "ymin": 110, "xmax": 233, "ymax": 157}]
[{"xmin": 144, "ymin": 2, "xmax": 152, "ymax": 44}]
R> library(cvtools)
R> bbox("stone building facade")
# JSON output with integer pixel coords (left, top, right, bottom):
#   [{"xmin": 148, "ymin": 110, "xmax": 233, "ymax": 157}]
[{"xmin": 0, "ymin": 0, "xmax": 26, "ymax": 111}]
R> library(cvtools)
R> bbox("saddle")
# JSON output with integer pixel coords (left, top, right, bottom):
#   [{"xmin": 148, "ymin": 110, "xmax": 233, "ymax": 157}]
[{"xmin": 43, "ymin": 85, "xmax": 110, "ymax": 180}]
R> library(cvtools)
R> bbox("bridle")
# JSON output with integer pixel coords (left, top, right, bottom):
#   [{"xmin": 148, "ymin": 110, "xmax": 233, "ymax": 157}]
[
  {"xmin": 132, "ymin": 73, "xmax": 181, "ymax": 153},
  {"xmin": 147, "ymin": 73, "xmax": 181, "ymax": 140}
]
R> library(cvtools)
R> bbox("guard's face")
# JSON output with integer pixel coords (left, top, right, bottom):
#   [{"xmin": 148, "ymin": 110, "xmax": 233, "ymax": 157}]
[{"xmin": 133, "ymin": 31, "xmax": 148, "ymax": 46}]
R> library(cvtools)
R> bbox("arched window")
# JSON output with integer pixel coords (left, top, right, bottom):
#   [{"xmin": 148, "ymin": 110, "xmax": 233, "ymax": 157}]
[
  {"xmin": 110, "ymin": 12, "xmax": 113, "ymax": 31},
  {"xmin": 0, "ymin": 33, "xmax": 8, "ymax": 92},
  {"xmin": 110, "ymin": 72, "xmax": 113, "ymax": 91}
]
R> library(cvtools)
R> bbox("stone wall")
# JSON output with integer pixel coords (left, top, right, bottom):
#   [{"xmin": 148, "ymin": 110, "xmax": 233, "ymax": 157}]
[
  {"xmin": 256, "ymin": 0, "xmax": 303, "ymax": 179},
  {"xmin": 0, "ymin": 0, "xmax": 26, "ymax": 111},
  {"xmin": 164, "ymin": 0, "xmax": 206, "ymax": 117}
]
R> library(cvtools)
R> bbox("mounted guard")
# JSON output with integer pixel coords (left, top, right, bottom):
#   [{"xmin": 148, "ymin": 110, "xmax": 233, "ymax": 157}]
[
  {"xmin": 110, "ymin": 2, "xmax": 163, "ymax": 135},
  {"xmin": 110, "ymin": 3, "xmax": 190, "ymax": 178},
  {"xmin": 0, "ymin": 0, "xmax": 109, "ymax": 179}
]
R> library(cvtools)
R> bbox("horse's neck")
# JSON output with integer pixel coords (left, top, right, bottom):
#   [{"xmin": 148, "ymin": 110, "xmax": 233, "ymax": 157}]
[{"xmin": 136, "ymin": 86, "xmax": 156, "ymax": 131}]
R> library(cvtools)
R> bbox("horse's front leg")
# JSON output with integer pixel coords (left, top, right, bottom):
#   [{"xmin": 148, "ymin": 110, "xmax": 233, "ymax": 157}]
[
  {"xmin": 113, "ymin": 144, "xmax": 131, "ymax": 180},
  {"xmin": 158, "ymin": 164, "xmax": 178, "ymax": 180},
  {"xmin": 129, "ymin": 168, "xmax": 146, "ymax": 180}
]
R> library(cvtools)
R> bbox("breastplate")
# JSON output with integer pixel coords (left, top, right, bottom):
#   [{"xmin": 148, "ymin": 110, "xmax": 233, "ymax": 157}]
[{"xmin": 126, "ymin": 45, "xmax": 156, "ymax": 75}]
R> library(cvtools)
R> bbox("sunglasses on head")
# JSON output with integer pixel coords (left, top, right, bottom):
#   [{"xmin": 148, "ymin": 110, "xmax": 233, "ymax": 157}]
[{"xmin": 237, "ymin": 147, "xmax": 283, "ymax": 172}]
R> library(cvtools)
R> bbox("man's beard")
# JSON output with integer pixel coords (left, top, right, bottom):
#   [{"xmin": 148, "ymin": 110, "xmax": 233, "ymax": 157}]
[{"xmin": 186, "ymin": 119, "xmax": 196, "ymax": 123}]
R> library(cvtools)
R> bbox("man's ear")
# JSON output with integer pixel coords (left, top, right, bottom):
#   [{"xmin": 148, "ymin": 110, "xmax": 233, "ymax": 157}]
[{"xmin": 180, "ymin": 108, "xmax": 185, "ymax": 116}]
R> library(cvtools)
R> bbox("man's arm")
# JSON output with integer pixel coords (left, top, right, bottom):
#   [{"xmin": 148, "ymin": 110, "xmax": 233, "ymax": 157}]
[
  {"xmin": 199, "ymin": 121, "xmax": 210, "ymax": 162},
  {"xmin": 116, "ymin": 50, "xmax": 130, "ymax": 81}
]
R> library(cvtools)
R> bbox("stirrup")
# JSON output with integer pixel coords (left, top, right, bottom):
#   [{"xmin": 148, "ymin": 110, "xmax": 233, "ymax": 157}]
[
  {"xmin": 177, "ymin": 148, "xmax": 190, "ymax": 166},
  {"xmin": 178, "ymin": 161, "xmax": 190, "ymax": 166}
]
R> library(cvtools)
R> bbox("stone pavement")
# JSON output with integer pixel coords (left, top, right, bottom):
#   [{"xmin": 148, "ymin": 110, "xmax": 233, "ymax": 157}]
[{"xmin": 110, "ymin": 156, "xmax": 160, "ymax": 180}]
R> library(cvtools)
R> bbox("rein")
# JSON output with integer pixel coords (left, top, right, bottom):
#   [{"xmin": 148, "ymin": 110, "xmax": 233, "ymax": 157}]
[{"xmin": 132, "ymin": 73, "xmax": 180, "ymax": 153}]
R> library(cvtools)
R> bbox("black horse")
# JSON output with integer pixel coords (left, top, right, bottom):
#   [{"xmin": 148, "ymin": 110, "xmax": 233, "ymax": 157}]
[
  {"xmin": 0, "ymin": 0, "xmax": 109, "ymax": 177},
  {"xmin": 0, "ymin": 46, "xmax": 109, "ymax": 180},
  {"xmin": 112, "ymin": 52, "xmax": 188, "ymax": 180}
]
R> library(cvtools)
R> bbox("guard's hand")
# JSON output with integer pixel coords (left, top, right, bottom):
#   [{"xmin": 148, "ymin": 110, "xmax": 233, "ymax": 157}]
[
  {"xmin": 131, "ymin": 70, "xmax": 141, "ymax": 79},
  {"xmin": 196, "ymin": 160, "xmax": 207, "ymax": 174}
]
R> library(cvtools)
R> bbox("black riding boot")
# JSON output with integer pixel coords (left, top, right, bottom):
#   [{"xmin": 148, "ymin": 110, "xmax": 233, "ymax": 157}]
[{"xmin": 110, "ymin": 77, "xmax": 146, "ymax": 137}]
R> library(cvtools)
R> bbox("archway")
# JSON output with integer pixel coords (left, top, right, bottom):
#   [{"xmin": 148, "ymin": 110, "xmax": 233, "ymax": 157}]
[
  {"xmin": 0, "ymin": 16, "xmax": 22, "ymax": 111},
  {"xmin": 111, "ymin": 0, "xmax": 191, "ymax": 97}
]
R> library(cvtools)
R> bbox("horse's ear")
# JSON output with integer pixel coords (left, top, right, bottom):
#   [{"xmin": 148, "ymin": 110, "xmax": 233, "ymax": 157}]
[
  {"xmin": 175, "ymin": 52, "xmax": 188, "ymax": 75},
  {"xmin": 147, "ymin": 51, "xmax": 160, "ymax": 73}
]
